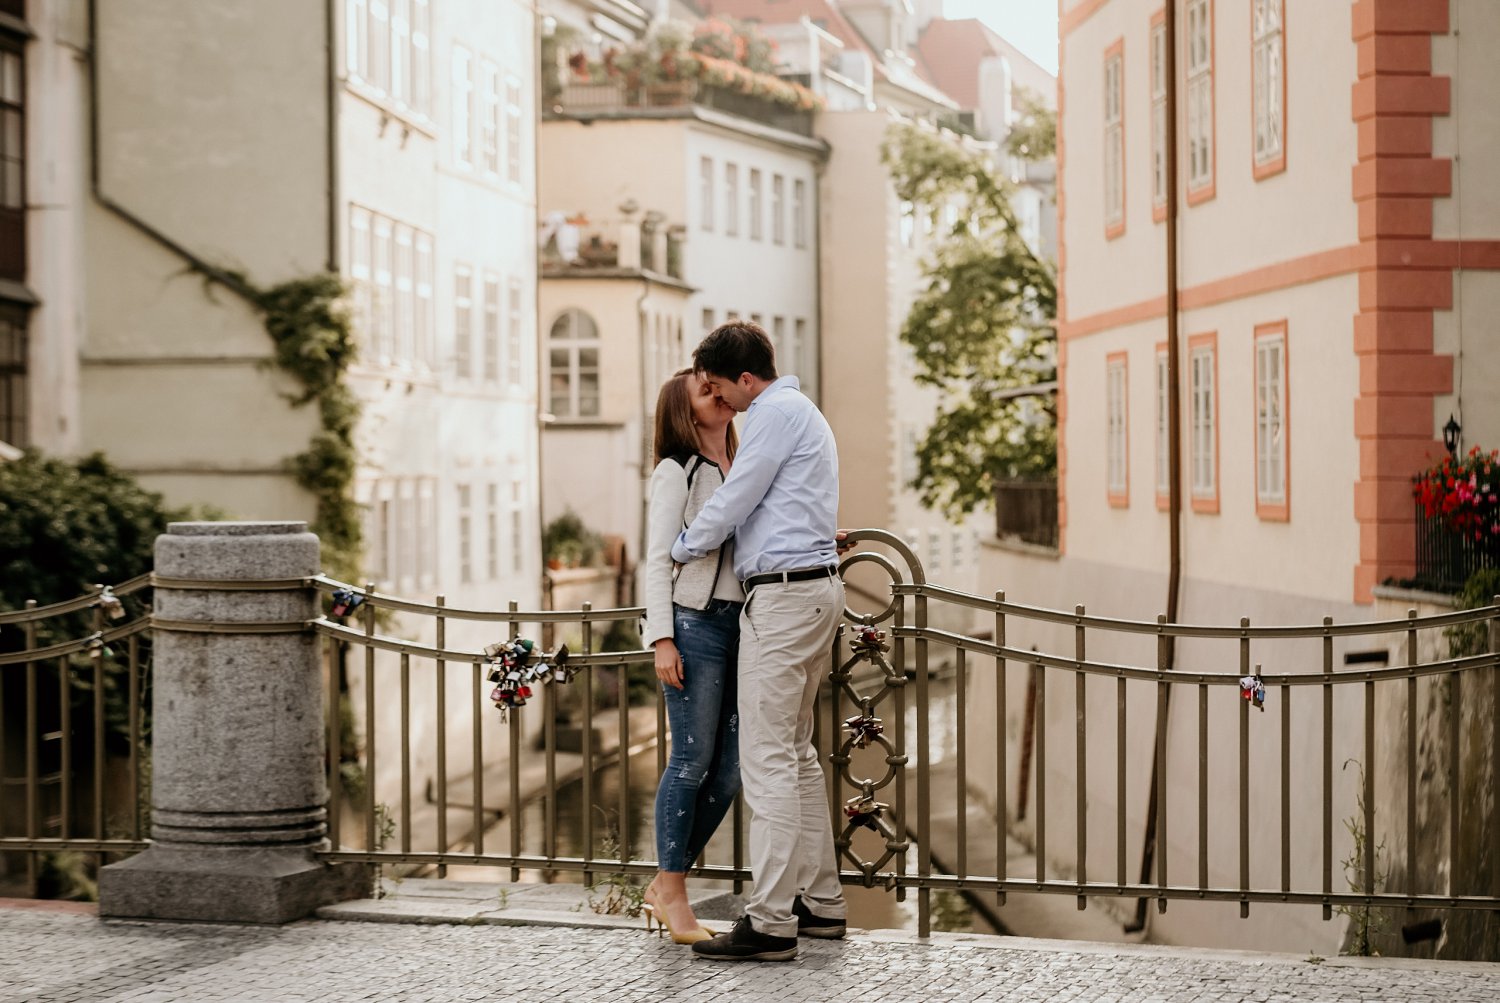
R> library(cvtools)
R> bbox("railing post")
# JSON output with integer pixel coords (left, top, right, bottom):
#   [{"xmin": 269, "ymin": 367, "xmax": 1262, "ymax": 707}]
[{"xmin": 99, "ymin": 521, "xmax": 369, "ymax": 923}]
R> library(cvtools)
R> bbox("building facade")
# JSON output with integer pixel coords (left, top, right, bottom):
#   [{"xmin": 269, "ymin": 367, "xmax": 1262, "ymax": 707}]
[{"xmin": 977, "ymin": 0, "xmax": 1500, "ymax": 953}]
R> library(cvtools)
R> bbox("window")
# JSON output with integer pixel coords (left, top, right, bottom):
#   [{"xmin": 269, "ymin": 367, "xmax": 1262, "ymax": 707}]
[
  {"xmin": 750, "ymin": 313, "xmax": 763, "ymax": 332},
  {"xmin": 793, "ymin": 318, "xmax": 806, "ymax": 379},
  {"xmin": 1252, "ymin": 0, "xmax": 1285, "ymax": 177},
  {"xmin": 486, "ymin": 483, "xmax": 500, "ymax": 580},
  {"xmin": 394, "ymin": 224, "xmax": 414, "ymax": 359},
  {"xmin": 1107, "ymin": 354, "xmax": 1129, "ymax": 504},
  {"xmin": 1103, "ymin": 41, "xmax": 1124, "ymax": 237},
  {"xmin": 899, "ymin": 199, "xmax": 916, "ymax": 248},
  {"xmin": 510, "ymin": 480, "xmax": 524, "ymax": 574},
  {"xmin": 412, "ymin": 0, "xmax": 430, "ymax": 114},
  {"xmin": 0, "ymin": 307, "xmax": 26, "ymax": 447},
  {"xmin": 793, "ymin": 179, "xmax": 808, "ymax": 247},
  {"xmin": 927, "ymin": 529, "xmax": 943, "ymax": 575},
  {"xmin": 1255, "ymin": 323, "xmax": 1288, "ymax": 518},
  {"xmin": 481, "ymin": 61, "xmax": 501, "ymax": 175},
  {"xmin": 415, "ymin": 232, "xmax": 433, "ymax": 366},
  {"xmin": 347, "ymin": 0, "xmax": 429, "ymax": 116},
  {"xmin": 1150, "ymin": 14, "xmax": 1167, "ymax": 219},
  {"xmin": 771, "ymin": 316, "xmax": 785, "ymax": 366},
  {"xmin": 699, "ymin": 157, "xmax": 714, "ymax": 231},
  {"xmin": 390, "ymin": 0, "xmax": 410, "ymax": 107},
  {"xmin": 1186, "ymin": 0, "xmax": 1214, "ymax": 198},
  {"xmin": 367, "ymin": 493, "xmax": 389, "ymax": 581},
  {"xmin": 1155, "ymin": 346, "xmax": 1169, "ymax": 503},
  {"xmin": 482, "ymin": 273, "xmax": 500, "ymax": 381},
  {"xmin": 749, "ymin": 168, "xmax": 763, "ymax": 241},
  {"xmin": 506, "ymin": 77, "xmax": 523, "ymax": 184},
  {"xmin": 901, "ymin": 425, "xmax": 919, "ymax": 484},
  {"xmin": 701, "ymin": 307, "xmax": 715, "ymax": 335},
  {"xmin": 453, "ymin": 47, "xmax": 474, "ymax": 166},
  {"xmin": 418, "ymin": 480, "xmax": 435, "ymax": 587},
  {"xmin": 507, "ymin": 277, "xmax": 523, "ymax": 388},
  {"xmin": 399, "ymin": 481, "xmax": 416, "ymax": 586},
  {"xmin": 772, "ymin": 174, "xmax": 786, "ymax": 244},
  {"xmin": 372, "ymin": 215, "xmax": 393, "ymax": 359},
  {"xmin": 457, "ymin": 484, "xmax": 473, "ymax": 584},
  {"xmin": 348, "ymin": 206, "xmax": 372, "ymax": 334},
  {"xmin": 1189, "ymin": 334, "xmax": 1218, "ymax": 510},
  {"xmin": 0, "ymin": 47, "xmax": 21, "ymax": 210},
  {"xmin": 548, "ymin": 309, "xmax": 600, "ymax": 419},
  {"xmin": 454, "ymin": 265, "xmax": 473, "ymax": 378},
  {"xmin": 724, "ymin": 163, "xmax": 739, "ymax": 236}
]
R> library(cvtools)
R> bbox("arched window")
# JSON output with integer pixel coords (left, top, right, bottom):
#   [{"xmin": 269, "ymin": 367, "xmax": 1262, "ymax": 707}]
[{"xmin": 548, "ymin": 309, "xmax": 600, "ymax": 418}]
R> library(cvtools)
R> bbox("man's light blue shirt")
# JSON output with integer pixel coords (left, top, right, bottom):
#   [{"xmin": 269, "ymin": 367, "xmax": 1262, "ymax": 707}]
[{"xmin": 671, "ymin": 375, "xmax": 839, "ymax": 581}]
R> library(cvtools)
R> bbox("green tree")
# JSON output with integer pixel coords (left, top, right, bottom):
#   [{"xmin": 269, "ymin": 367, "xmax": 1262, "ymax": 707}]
[
  {"xmin": 1005, "ymin": 86, "xmax": 1057, "ymax": 163},
  {"xmin": 882, "ymin": 122, "xmax": 1057, "ymax": 518}
]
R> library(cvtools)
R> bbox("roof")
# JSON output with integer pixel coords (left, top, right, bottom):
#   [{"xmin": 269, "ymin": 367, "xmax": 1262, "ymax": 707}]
[{"xmin": 916, "ymin": 18, "xmax": 1056, "ymax": 112}]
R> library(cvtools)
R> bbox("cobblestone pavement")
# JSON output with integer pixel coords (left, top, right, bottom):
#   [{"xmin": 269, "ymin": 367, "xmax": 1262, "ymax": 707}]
[{"xmin": 4, "ymin": 903, "xmax": 1498, "ymax": 1003}]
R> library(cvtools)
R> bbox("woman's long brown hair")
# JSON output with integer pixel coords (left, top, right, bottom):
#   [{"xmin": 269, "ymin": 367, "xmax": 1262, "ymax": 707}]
[{"xmin": 653, "ymin": 368, "xmax": 738, "ymax": 465}]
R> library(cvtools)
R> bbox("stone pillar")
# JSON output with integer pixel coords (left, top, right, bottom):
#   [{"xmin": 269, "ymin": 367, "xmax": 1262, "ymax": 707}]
[{"xmin": 99, "ymin": 522, "xmax": 369, "ymax": 923}]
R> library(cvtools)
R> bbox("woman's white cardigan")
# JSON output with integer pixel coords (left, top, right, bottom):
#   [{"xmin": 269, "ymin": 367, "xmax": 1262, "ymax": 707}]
[{"xmin": 641, "ymin": 454, "xmax": 745, "ymax": 646}]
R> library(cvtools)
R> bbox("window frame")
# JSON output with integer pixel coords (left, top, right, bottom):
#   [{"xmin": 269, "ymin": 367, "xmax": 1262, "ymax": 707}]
[
  {"xmin": 699, "ymin": 156, "xmax": 714, "ymax": 232},
  {"xmin": 771, "ymin": 174, "xmax": 786, "ymax": 245},
  {"xmin": 749, "ymin": 168, "xmax": 763, "ymax": 241},
  {"xmin": 793, "ymin": 178, "xmax": 808, "ymax": 248},
  {"xmin": 1254, "ymin": 321, "xmax": 1290, "ymax": 520},
  {"xmin": 1188, "ymin": 331, "xmax": 1219, "ymax": 513},
  {"xmin": 480, "ymin": 60, "xmax": 501, "ymax": 176},
  {"xmin": 724, "ymin": 163, "xmax": 739, "ymax": 237},
  {"xmin": 454, "ymin": 263, "xmax": 474, "ymax": 379},
  {"xmin": 1103, "ymin": 39, "xmax": 1125, "ymax": 239},
  {"xmin": 506, "ymin": 276, "xmax": 523, "ymax": 389},
  {"xmin": 1185, "ymin": 0, "xmax": 1216, "ymax": 203},
  {"xmin": 0, "ymin": 304, "xmax": 27, "ymax": 448},
  {"xmin": 1251, "ymin": 0, "xmax": 1287, "ymax": 179},
  {"xmin": 1106, "ymin": 352, "xmax": 1130, "ymax": 506},
  {"xmin": 505, "ymin": 76, "xmax": 523, "ymax": 185},
  {"xmin": 452, "ymin": 46, "xmax": 475, "ymax": 167},
  {"xmin": 547, "ymin": 309, "xmax": 601, "ymax": 420},
  {"xmin": 1150, "ymin": 11, "xmax": 1167, "ymax": 222},
  {"xmin": 482, "ymin": 272, "xmax": 501, "ymax": 382}
]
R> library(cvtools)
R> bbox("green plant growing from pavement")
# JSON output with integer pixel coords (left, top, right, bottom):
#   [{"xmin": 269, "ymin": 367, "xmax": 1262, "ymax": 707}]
[
  {"xmin": 1336, "ymin": 758, "xmax": 1390, "ymax": 956},
  {"xmin": 586, "ymin": 808, "xmax": 645, "ymax": 918},
  {"xmin": 882, "ymin": 121, "xmax": 1058, "ymax": 518}
]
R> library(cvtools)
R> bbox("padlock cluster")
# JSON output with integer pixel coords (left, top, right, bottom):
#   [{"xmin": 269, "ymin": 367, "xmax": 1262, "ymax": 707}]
[
  {"xmin": 843, "ymin": 713, "xmax": 884, "ymax": 749},
  {"xmin": 485, "ymin": 639, "xmax": 572, "ymax": 721},
  {"xmin": 1238, "ymin": 674, "xmax": 1266, "ymax": 712},
  {"xmin": 83, "ymin": 632, "xmax": 113, "ymax": 659},
  {"xmin": 849, "ymin": 624, "xmax": 889, "ymax": 657},
  {"xmin": 843, "ymin": 793, "xmax": 889, "ymax": 833},
  {"xmin": 329, "ymin": 589, "xmax": 366, "ymax": 618},
  {"xmin": 97, "ymin": 586, "xmax": 126, "ymax": 621}
]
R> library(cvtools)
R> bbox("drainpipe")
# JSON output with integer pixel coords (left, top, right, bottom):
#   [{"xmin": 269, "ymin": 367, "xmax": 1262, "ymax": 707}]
[
  {"xmin": 325, "ymin": 0, "xmax": 341, "ymax": 274},
  {"xmin": 637, "ymin": 276, "xmax": 652, "ymax": 576},
  {"xmin": 1125, "ymin": 0, "xmax": 1182, "ymax": 936}
]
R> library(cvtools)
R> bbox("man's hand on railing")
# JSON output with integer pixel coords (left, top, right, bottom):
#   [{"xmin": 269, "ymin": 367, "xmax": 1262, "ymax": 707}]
[{"xmin": 835, "ymin": 529, "xmax": 858, "ymax": 556}]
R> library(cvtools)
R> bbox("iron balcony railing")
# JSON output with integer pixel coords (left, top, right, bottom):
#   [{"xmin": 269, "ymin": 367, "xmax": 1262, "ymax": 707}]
[
  {"xmin": 552, "ymin": 81, "xmax": 815, "ymax": 138},
  {"xmin": 1414, "ymin": 500, "xmax": 1500, "ymax": 593},
  {"xmin": 3, "ymin": 531, "xmax": 1499, "ymax": 944}
]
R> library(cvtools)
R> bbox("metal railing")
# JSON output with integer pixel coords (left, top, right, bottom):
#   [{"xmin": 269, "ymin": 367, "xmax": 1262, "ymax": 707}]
[
  {"xmin": 3, "ymin": 530, "xmax": 1499, "ymax": 942},
  {"xmin": 0, "ymin": 575, "xmax": 153, "ymax": 895},
  {"xmin": 1414, "ymin": 500, "xmax": 1500, "ymax": 593}
]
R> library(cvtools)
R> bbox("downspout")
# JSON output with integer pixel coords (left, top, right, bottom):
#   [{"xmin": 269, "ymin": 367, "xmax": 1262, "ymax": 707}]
[
  {"xmin": 326, "ymin": 0, "xmax": 341, "ymax": 274},
  {"xmin": 637, "ymin": 277, "xmax": 652, "ymax": 581},
  {"xmin": 812, "ymin": 147, "xmax": 827, "ymax": 403},
  {"xmin": 85, "ymin": 0, "xmax": 256, "ymax": 304},
  {"xmin": 534, "ymin": 3, "xmax": 549, "ymax": 604},
  {"xmin": 1125, "ymin": 0, "xmax": 1182, "ymax": 935}
]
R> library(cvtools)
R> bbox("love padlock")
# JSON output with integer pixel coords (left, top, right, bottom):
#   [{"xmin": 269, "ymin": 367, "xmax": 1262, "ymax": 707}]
[
  {"xmin": 850, "ymin": 625, "xmax": 889, "ymax": 656},
  {"xmin": 330, "ymin": 589, "xmax": 365, "ymax": 618},
  {"xmin": 843, "ymin": 794, "xmax": 889, "ymax": 833},
  {"xmin": 1238, "ymin": 674, "xmax": 1266, "ymax": 712},
  {"xmin": 97, "ymin": 587, "xmax": 126, "ymax": 621},
  {"xmin": 843, "ymin": 713, "xmax": 884, "ymax": 749}
]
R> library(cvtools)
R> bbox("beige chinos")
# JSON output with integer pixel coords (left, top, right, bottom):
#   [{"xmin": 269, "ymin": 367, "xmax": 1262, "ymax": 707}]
[{"xmin": 737, "ymin": 573, "xmax": 847, "ymax": 938}]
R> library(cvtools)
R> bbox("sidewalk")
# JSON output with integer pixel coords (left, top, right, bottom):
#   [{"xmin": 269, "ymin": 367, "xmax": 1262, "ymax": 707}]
[{"xmin": 5, "ymin": 890, "xmax": 1497, "ymax": 1003}]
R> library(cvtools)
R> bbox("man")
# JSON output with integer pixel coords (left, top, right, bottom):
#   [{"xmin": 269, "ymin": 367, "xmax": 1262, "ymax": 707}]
[{"xmin": 671, "ymin": 321, "xmax": 848, "ymax": 962}]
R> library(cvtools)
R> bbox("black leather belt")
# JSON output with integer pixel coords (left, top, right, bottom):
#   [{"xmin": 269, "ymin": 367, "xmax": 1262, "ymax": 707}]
[{"xmin": 742, "ymin": 565, "xmax": 836, "ymax": 591}]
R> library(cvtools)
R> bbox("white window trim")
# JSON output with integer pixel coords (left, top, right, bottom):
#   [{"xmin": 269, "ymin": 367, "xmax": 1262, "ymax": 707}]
[
  {"xmin": 453, "ymin": 46, "xmax": 474, "ymax": 167},
  {"xmin": 1255, "ymin": 328, "xmax": 1288, "ymax": 507},
  {"xmin": 1106, "ymin": 357, "xmax": 1128, "ymax": 498},
  {"xmin": 1150, "ymin": 21, "xmax": 1167, "ymax": 213},
  {"xmin": 724, "ymin": 163, "xmax": 740, "ymax": 237},
  {"xmin": 1190, "ymin": 342, "xmax": 1217, "ymax": 500},
  {"xmin": 1252, "ymin": 0, "xmax": 1284, "ymax": 170},
  {"xmin": 699, "ymin": 156, "xmax": 714, "ymax": 232},
  {"xmin": 548, "ymin": 309, "xmax": 601, "ymax": 419},
  {"xmin": 1104, "ymin": 47, "xmax": 1124, "ymax": 232},
  {"xmin": 1186, "ymin": 0, "xmax": 1214, "ymax": 194},
  {"xmin": 1154, "ymin": 350, "xmax": 1170, "ymax": 497}
]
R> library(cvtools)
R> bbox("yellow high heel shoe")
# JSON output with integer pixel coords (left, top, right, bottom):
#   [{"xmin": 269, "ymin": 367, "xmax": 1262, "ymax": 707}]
[{"xmin": 641, "ymin": 902, "xmax": 714, "ymax": 945}]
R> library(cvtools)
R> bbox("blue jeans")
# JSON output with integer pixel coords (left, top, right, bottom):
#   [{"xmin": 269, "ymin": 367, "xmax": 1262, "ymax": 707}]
[{"xmin": 654, "ymin": 599, "xmax": 742, "ymax": 872}]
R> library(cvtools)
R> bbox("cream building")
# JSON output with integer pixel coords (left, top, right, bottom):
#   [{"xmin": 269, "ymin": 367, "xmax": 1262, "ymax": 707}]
[
  {"xmin": 536, "ymin": 20, "xmax": 827, "ymax": 562},
  {"xmin": 22, "ymin": 0, "xmax": 544, "ymax": 853},
  {"xmin": 976, "ymin": 0, "xmax": 1500, "ymax": 954},
  {"xmin": 22, "ymin": 0, "xmax": 541, "ymax": 610}
]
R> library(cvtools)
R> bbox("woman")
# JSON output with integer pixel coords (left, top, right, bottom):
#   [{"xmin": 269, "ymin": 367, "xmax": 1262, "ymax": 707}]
[{"xmin": 640, "ymin": 368, "xmax": 744, "ymax": 944}]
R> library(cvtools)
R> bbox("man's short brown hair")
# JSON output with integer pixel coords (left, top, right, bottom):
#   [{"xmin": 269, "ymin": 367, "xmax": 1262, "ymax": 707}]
[{"xmin": 693, "ymin": 321, "xmax": 778, "ymax": 383}]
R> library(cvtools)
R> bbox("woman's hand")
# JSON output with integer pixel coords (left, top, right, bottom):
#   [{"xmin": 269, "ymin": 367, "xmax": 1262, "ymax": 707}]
[{"xmin": 654, "ymin": 638, "xmax": 684, "ymax": 691}]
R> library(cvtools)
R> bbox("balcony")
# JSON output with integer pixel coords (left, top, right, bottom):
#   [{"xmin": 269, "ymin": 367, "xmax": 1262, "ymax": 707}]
[
  {"xmin": 553, "ymin": 80, "xmax": 815, "ymax": 138},
  {"xmin": 993, "ymin": 479, "xmax": 1059, "ymax": 550},
  {"xmin": 540, "ymin": 213, "xmax": 686, "ymax": 282},
  {"xmin": 1414, "ymin": 502, "xmax": 1500, "ymax": 593}
]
